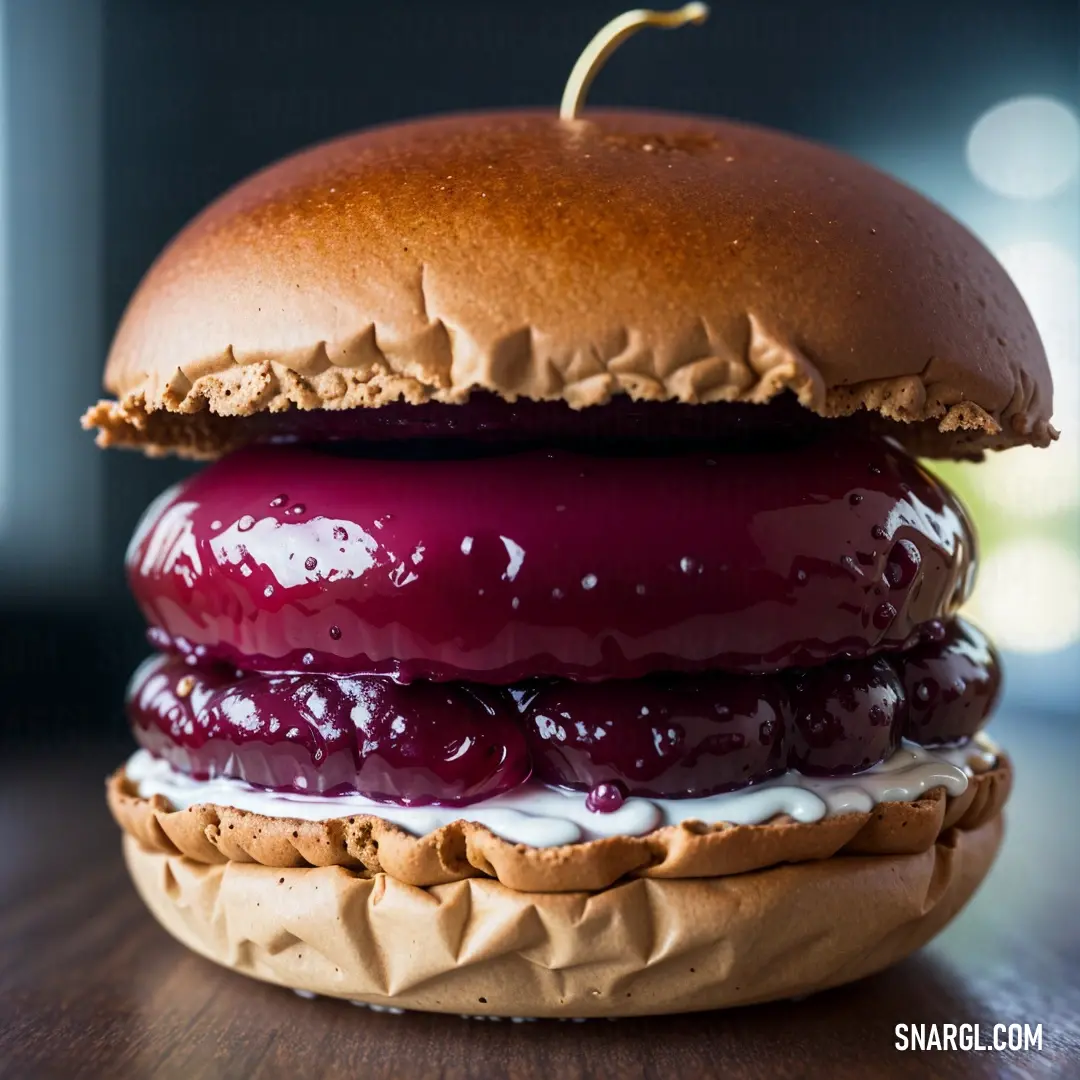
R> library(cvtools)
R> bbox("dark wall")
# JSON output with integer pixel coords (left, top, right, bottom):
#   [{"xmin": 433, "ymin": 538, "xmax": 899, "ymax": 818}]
[{"xmin": 1, "ymin": 0, "xmax": 1076, "ymax": 747}]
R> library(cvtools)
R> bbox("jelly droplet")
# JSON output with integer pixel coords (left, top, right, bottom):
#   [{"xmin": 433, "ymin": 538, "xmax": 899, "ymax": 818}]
[
  {"xmin": 581, "ymin": 574, "xmax": 598, "ymax": 590},
  {"xmin": 885, "ymin": 539, "xmax": 921, "ymax": 590},
  {"xmin": 871, "ymin": 524, "xmax": 887, "ymax": 540},
  {"xmin": 849, "ymin": 492, "xmax": 864, "ymax": 506},
  {"xmin": 329, "ymin": 626, "xmax": 342, "ymax": 641},
  {"xmin": 269, "ymin": 494, "xmax": 288, "ymax": 508},
  {"xmin": 304, "ymin": 556, "xmax": 317, "ymax": 571},
  {"xmin": 585, "ymin": 781, "xmax": 627, "ymax": 814},
  {"xmin": 872, "ymin": 604, "xmax": 898, "ymax": 630},
  {"xmin": 873, "ymin": 602, "xmax": 898, "ymax": 629},
  {"xmin": 840, "ymin": 554, "xmax": 863, "ymax": 578},
  {"xmin": 333, "ymin": 526, "xmax": 348, "ymax": 542}
]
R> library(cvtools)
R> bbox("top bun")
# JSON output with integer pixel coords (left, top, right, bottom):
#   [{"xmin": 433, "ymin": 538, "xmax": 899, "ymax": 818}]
[{"xmin": 84, "ymin": 110, "xmax": 1053, "ymax": 458}]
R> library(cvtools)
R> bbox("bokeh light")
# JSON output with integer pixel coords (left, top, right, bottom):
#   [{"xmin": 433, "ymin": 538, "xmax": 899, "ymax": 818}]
[
  {"xmin": 974, "ymin": 442, "xmax": 1079, "ymax": 520},
  {"xmin": 954, "ymin": 233, "xmax": 1080, "ymax": 656},
  {"xmin": 998, "ymin": 241, "xmax": 1079, "ymax": 371},
  {"xmin": 967, "ymin": 240, "xmax": 1080, "ymax": 525},
  {"xmin": 966, "ymin": 538, "xmax": 1080, "ymax": 654},
  {"xmin": 966, "ymin": 96, "xmax": 1080, "ymax": 200}
]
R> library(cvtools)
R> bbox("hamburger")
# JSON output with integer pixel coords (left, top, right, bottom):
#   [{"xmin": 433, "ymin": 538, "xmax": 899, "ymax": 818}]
[{"xmin": 86, "ymin": 13, "xmax": 1051, "ymax": 1019}]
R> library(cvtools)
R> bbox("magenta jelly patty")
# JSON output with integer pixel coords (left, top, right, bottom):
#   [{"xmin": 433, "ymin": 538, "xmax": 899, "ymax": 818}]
[
  {"xmin": 127, "ymin": 618, "xmax": 998, "ymax": 805},
  {"xmin": 127, "ymin": 435, "xmax": 975, "ymax": 684}
]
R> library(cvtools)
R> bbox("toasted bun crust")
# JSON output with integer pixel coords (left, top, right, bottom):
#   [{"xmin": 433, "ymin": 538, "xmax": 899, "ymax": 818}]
[
  {"xmin": 107, "ymin": 754, "xmax": 1010, "ymax": 892},
  {"xmin": 84, "ymin": 111, "xmax": 1052, "ymax": 458},
  {"xmin": 123, "ymin": 815, "xmax": 1002, "ymax": 1016}
]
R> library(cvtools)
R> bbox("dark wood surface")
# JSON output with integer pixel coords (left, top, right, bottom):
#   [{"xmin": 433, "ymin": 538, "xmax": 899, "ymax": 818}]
[{"xmin": 2, "ymin": 708, "xmax": 1078, "ymax": 1080}]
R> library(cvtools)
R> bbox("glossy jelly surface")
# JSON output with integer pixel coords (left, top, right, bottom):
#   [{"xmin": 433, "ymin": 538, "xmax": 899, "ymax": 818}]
[
  {"xmin": 128, "ymin": 654, "xmax": 530, "ymax": 805},
  {"xmin": 128, "ymin": 437, "xmax": 976, "ymax": 682},
  {"xmin": 521, "ymin": 674, "xmax": 786, "ymax": 798},
  {"xmin": 787, "ymin": 656, "xmax": 906, "ymax": 776},
  {"xmin": 128, "ymin": 619, "xmax": 997, "ymax": 805},
  {"xmin": 900, "ymin": 619, "xmax": 1002, "ymax": 746}
]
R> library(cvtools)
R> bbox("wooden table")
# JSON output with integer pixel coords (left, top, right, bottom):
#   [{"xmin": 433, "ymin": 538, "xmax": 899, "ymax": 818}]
[{"xmin": 3, "ymin": 708, "xmax": 1077, "ymax": 1079}]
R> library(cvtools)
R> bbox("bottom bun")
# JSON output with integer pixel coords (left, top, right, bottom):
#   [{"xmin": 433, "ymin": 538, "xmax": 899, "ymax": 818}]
[{"xmin": 123, "ymin": 813, "xmax": 1002, "ymax": 1017}]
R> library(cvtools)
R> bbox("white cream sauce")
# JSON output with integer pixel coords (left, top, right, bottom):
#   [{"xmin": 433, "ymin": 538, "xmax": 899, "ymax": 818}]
[{"xmin": 125, "ymin": 737, "xmax": 996, "ymax": 848}]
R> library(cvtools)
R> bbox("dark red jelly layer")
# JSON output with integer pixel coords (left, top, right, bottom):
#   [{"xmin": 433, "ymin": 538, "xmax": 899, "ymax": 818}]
[
  {"xmin": 245, "ymin": 394, "xmax": 835, "ymax": 448},
  {"xmin": 128, "ymin": 619, "xmax": 996, "ymax": 804},
  {"xmin": 128, "ymin": 436, "xmax": 975, "ymax": 683}
]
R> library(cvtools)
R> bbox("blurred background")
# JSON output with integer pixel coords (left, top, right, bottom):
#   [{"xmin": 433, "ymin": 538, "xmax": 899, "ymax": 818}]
[{"xmin": 0, "ymin": 0, "xmax": 1076, "ymax": 747}]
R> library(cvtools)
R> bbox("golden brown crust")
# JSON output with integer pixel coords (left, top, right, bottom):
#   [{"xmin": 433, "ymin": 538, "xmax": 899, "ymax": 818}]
[
  {"xmin": 84, "ymin": 111, "xmax": 1054, "ymax": 459},
  {"xmin": 107, "ymin": 754, "xmax": 1011, "ymax": 893},
  {"xmin": 122, "ymin": 814, "xmax": 1004, "ymax": 1016}
]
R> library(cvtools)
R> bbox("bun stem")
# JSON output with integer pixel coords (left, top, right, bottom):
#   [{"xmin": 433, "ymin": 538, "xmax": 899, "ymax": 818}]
[{"xmin": 559, "ymin": 3, "xmax": 710, "ymax": 120}]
